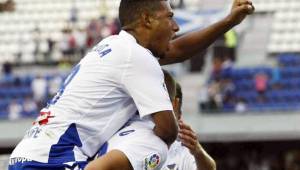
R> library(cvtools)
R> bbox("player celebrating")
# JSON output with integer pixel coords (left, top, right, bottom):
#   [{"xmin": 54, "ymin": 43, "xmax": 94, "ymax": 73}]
[
  {"xmin": 9, "ymin": 1, "xmax": 178, "ymax": 169},
  {"xmin": 9, "ymin": 0, "xmax": 254, "ymax": 169},
  {"xmin": 85, "ymin": 70, "xmax": 178, "ymax": 170},
  {"xmin": 161, "ymin": 83, "xmax": 216, "ymax": 170},
  {"xmin": 86, "ymin": 72, "xmax": 216, "ymax": 170}
]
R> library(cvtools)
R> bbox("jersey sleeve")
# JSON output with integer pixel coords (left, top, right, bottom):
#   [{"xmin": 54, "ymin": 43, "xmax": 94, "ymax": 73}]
[{"xmin": 122, "ymin": 50, "xmax": 173, "ymax": 118}]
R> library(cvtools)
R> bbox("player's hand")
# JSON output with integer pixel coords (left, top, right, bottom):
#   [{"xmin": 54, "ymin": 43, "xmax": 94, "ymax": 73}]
[
  {"xmin": 227, "ymin": 0, "xmax": 255, "ymax": 26},
  {"xmin": 178, "ymin": 120, "xmax": 203, "ymax": 156}
]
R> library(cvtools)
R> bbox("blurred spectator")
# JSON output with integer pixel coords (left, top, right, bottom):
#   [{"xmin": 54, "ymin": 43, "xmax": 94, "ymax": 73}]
[
  {"xmin": 108, "ymin": 18, "xmax": 121, "ymax": 35},
  {"xmin": 204, "ymin": 55, "xmax": 236, "ymax": 112},
  {"xmin": 8, "ymin": 99, "xmax": 22, "ymax": 120},
  {"xmin": 224, "ymin": 29, "xmax": 238, "ymax": 61},
  {"xmin": 198, "ymin": 85, "xmax": 210, "ymax": 111},
  {"xmin": 13, "ymin": 76, "xmax": 21, "ymax": 87},
  {"xmin": 222, "ymin": 55, "xmax": 234, "ymax": 71},
  {"xmin": 48, "ymin": 75, "xmax": 63, "ymax": 99},
  {"xmin": 22, "ymin": 96, "xmax": 38, "ymax": 118},
  {"xmin": 99, "ymin": 17, "xmax": 111, "ymax": 38},
  {"xmin": 31, "ymin": 75, "xmax": 47, "ymax": 110},
  {"xmin": 254, "ymin": 72, "xmax": 268, "ymax": 103},
  {"xmin": 70, "ymin": 4, "xmax": 78, "ymax": 25},
  {"xmin": 271, "ymin": 67, "xmax": 282, "ymax": 90},
  {"xmin": 235, "ymin": 98, "xmax": 247, "ymax": 113},
  {"xmin": 220, "ymin": 78, "xmax": 235, "ymax": 97},
  {"xmin": 86, "ymin": 18, "xmax": 102, "ymax": 48},
  {"xmin": 0, "ymin": 0, "xmax": 15, "ymax": 12},
  {"xmin": 210, "ymin": 57, "xmax": 223, "ymax": 82},
  {"xmin": 207, "ymin": 80, "xmax": 223, "ymax": 111},
  {"xmin": 2, "ymin": 61, "xmax": 12, "ymax": 75},
  {"xmin": 60, "ymin": 28, "xmax": 76, "ymax": 59},
  {"xmin": 255, "ymin": 72, "xmax": 268, "ymax": 89},
  {"xmin": 1, "ymin": 61, "xmax": 14, "ymax": 85},
  {"xmin": 74, "ymin": 28, "xmax": 87, "ymax": 57},
  {"xmin": 32, "ymin": 26, "xmax": 42, "ymax": 62},
  {"xmin": 220, "ymin": 77, "xmax": 235, "ymax": 111},
  {"xmin": 45, "ymin": 38, "xmax": 55, "ymax": 62}
]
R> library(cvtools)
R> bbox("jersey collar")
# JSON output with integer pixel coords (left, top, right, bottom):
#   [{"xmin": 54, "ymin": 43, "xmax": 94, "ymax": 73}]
[
  {"xmin": 119, "ymin": 30, "xmax": 137, "ymax": 43},
  {"xmin": 119, "ymin": 30, "xmax": 155, "ymax": 57}
]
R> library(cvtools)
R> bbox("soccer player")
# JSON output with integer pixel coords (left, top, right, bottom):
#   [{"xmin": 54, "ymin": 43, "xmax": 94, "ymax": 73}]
[
  {"xmin": 161, "ymin": 83, "xmax": 216, "ymax": 170},
  {"xmin": 86, "ymin": 73, "xmax": 216, "ymax": 170},
  {"xmin": 9, "ymin": 0, "xmax": 253, "ymax": 169},
  {"xmin": 85, "ymin": 70, "xmax": 178, "ymax": 170},
  {"xmin": 9, "ymin": 1, "xmax": 179, "ymax": 169}
]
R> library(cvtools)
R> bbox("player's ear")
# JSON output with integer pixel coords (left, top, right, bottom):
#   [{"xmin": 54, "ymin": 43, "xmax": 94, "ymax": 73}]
[{"xmin": 141, "ymin": 12, "xmax": 156, "ymax": 29}]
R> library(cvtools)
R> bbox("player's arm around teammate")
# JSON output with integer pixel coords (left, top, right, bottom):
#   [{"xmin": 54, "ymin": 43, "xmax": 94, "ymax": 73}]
[
  {"xmin": 159, "ymin": 0, "xmax": 255, "ymax": 65},
  {"xmin": 178, "ymin": 120, "xmax": 216, "ymax": 170},
  {"xmin": 85, "ymin": 70, "xmax": 178, "ymax": 170}
]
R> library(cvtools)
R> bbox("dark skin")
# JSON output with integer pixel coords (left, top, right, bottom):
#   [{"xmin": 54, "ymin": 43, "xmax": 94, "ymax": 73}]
[
  {"xmin": 125, "ymin": 1, "xmax": 179, "ymax": 148},
  {"xmin": 171, "ymin": 94, "xmax": 216, "ymax": 170},
  {"xmin": 125, "ymin": 0, "xmax": 254, "ymax": 148},
  {"xmin": 85, "ymin": 0, "xmax": 254, "ymax": 170},
  {"xmin": 162, "ymin": 0, "xmax": 254, "ymax": 65},
  {"xmin": 0, "ymin": 0, "xmax": 15, "ymax": 12},
  {"xmin": 126, "ymin": 0, "xmax": 254, "ymax": 64},
  {"xmin": 126, "ymin": 2, "xmax": 179, "ymax": 59}
]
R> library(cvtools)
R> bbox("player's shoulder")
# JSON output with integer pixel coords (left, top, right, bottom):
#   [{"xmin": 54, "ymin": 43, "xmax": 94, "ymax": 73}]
[
  {"xmin": 116, "ymin": 31, "xmax": 158, "ymax": 63},
  {"xmin": 84, "ymin": 33, "xmax": 132, "ymax": 63},
  {"xmin": 95, "ymin": 31, "xmax": 159, "ymax": 68},
  {"xmin": 98, "ymin": 34, "xmax": 132, "ymax": 55}
]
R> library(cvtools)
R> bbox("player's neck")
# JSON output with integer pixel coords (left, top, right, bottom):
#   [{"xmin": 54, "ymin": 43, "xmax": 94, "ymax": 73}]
[{"xmin": 125, "ymin": 29, "xmax": 151, "ymax": 50}]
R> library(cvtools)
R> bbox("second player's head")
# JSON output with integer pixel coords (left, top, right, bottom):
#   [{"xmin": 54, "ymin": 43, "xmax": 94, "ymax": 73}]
[
  {"xmin": 163, "ymin": 70, "xmax": 182, "ymax": 120},
  {"xmin": 119, "ymin": 0, "xmax": 179, "ymax": 58},
  {"xmin": 174, "ymin": 82, "xmax": 183, "ymax": 120},
  {"xmin": 163, "ymin": 70, "xmax": 176, "ymax": 102}
]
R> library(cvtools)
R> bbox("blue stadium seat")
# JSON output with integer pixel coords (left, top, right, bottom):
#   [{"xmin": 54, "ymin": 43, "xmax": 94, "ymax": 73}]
[{"xmin": 0, "ymin": 111, "xmax": 8, "ymax": 119}]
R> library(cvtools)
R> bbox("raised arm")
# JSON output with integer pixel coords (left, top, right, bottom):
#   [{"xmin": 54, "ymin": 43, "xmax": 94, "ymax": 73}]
[{"xmin": 159, "ymin": 0, "xmax": 254, "ymax": 65}]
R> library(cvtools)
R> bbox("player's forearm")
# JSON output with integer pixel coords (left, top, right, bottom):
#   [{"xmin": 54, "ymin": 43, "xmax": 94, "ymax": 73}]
[
  {"xmin": 152, "ymin": 110, "xmax": 178, "ymax": 146},
  {"xmin": 194, "ymin": 144, "xmax": 216, "ymax": 170},
  {"xmin": 160, "ymin": 16, "xmax": 235, "ymax": 65},
  {"xmin": 153, "ymin": 123, "xmax": 178, "ymax": 146}
]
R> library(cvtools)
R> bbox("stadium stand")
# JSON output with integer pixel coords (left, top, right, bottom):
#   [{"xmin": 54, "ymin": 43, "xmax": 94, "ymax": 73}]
[
  {"xmin": 200, "ymin": 54, "xmax": 300, "ymax": 113},
  {"xmin": 0, "ymin": 0, "xmax": 120, "ymax": 64},
  {"xmin": 0, "ymin": 71, "xmax": 68, "ymax": 120},
  {"xmin": 252, "ymin": 0, "xmax": 300, "ymax": 53}
]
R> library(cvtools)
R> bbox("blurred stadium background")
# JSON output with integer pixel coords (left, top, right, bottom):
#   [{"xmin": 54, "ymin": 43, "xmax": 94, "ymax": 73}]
[{"xmin": 0, "ymin": 0, "xmax": 300, "ymax": 169}]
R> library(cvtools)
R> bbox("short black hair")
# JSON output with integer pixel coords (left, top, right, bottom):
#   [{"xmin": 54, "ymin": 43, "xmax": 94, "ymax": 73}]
[
  {"xmin": 175, "ymin": 82, "xmax": 182, "ymax": 106},
  {"xmin": 119, "ymin": 0, "xmax": 166, "ymax": 27},
  {"xmin": 162, "ymin": 70, "xmax": 176, "ymax": 102}
]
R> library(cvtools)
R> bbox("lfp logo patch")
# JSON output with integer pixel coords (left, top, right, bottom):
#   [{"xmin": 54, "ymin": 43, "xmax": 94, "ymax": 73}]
[{"xmin": 144, "ymin": 153, "xmax": 161, "ymax": 170}]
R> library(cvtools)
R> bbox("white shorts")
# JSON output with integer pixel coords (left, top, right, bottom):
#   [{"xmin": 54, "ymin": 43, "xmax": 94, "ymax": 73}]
[{"xmin": 97, "ymin": 120, "xmax": 168, "ymax": 170}]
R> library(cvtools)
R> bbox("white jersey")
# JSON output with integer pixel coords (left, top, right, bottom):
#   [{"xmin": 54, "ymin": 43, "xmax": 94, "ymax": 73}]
[
  {"xmin": 10, "ymin": 31, "xmax": 173, "ymax": 165},
  {"xmin": 162, "ymin": 140, "xmax": 197, "ymax": 170},
  {"xmin": 98, "ymin": 114, "xmax": 168, "ymax": 170}
]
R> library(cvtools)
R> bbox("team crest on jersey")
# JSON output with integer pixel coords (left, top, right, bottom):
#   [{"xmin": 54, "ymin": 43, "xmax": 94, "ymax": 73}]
[{"xmin": 144, "ymin": 153, "xmax": 161, "ymax": 170}]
